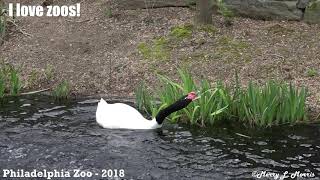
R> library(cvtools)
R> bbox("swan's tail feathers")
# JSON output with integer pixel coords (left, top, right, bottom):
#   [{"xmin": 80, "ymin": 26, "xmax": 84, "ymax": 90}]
[
  {"xmin": 97, "ymin": 98, "xmax": 108, "ymax": 117},
  {"xmin": 96, "ymin": 98, "xmax": 108, "ymax": 127},
  {"xmin": 99, "ymin": 98, "xmax": 108, "ymax": 104}
]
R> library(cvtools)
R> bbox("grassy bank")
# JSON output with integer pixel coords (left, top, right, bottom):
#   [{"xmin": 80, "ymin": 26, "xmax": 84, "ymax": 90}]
[
  {"xmin": 0, "ymin": 63, "xmax": 70, "ymax": 101},
  {"xmin": 135, "ymin": 69, "xmax": 309, "ymax": 127}
]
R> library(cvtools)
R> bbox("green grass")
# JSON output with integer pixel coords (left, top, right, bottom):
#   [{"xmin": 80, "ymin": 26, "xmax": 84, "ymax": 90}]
[
  {"xmin": 137, "ymin": 37, "xmax": 170, "ymax": 60},
  {"xmin": 307, "ymin": 68, "xmax": 318, "ymax": 77},
  {"xmin": 10, "ymin": 68, "xmax": 21, "ymax": 96},
  {"xmin": 170, "ymin": 25, "xmax": 193, "ymax": 39},
  {"xmin": 52, "ymin": 81, "xmax": 70, "ymax": 100},
  {"xmin": 137, "ymin": 24, "xmax": 194, "ymax": 60},
  {"xmin": 0, "ymin": 63, "xmax": 22, "ymax": 97},
  {"xmin": 104, "ymin": 7, "xmax": 112, "ymax": 18},
  {"xmin": 135, "ymin": 69, "xmax": 308, "ymax": 127},
  {"xmin": 137, "ymin": 42, "xmax": 151, "ymax": 59},
  {"xmin": 216, "ymin": 35, "xmax": 252, "ymax": 63}
]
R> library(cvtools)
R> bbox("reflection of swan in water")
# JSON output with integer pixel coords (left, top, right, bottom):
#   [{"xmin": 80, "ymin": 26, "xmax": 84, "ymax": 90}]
[{"xmin": 96, "ymin": 92, "xmax": 197, "ymax": 129}]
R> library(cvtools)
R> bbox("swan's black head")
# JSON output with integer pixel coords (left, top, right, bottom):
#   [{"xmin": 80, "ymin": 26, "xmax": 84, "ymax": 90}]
[{"xmin": 155, "ymin": 92, "xmax": 197, "ymax": 125}]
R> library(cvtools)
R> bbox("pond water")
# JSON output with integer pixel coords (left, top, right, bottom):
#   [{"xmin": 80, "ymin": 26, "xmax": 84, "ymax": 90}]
[{"xmin": 0, "ymin": 95, "xmax": 319, "ymax": 180}]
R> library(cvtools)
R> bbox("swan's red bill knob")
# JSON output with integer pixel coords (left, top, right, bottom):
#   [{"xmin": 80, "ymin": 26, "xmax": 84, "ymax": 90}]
[{"xmin": 186, "ymin": 91, "xmax": 197, "ymax": 101}]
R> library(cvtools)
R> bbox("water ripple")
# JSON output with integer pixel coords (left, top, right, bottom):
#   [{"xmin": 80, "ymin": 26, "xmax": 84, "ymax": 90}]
[{"xmin": 0, "ymin": 95, "xmax": 319, "ymax": 179}]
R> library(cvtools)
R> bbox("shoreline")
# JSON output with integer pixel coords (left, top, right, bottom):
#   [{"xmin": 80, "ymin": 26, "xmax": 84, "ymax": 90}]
[{"xmin": 1, "ymin": 1, "xmax": 319, "ymax": 121}]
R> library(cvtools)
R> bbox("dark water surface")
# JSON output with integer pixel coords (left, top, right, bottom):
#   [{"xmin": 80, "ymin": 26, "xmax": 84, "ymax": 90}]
[{"xmin": 0, "ymin": 95, "xmax": 319, "ymax": 180}]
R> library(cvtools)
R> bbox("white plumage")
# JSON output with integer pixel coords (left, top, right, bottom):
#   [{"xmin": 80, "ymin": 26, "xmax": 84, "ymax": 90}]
[{"xmin": 96, "ymin": 98, "xmax": 161, "ymax": 129}]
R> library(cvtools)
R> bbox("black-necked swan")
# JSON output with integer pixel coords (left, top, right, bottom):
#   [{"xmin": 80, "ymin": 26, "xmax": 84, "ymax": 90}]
[{"xmin": 96, "ymin": 92, "xmax": 197, "ymax": 129}]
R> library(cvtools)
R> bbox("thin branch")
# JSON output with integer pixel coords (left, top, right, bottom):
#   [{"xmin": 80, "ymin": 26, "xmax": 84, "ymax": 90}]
[
  {"xmin": 7, "ymin": 18, "xmax": 32, "ymax": 37},
  {"xmin": 20, "ymin": 88, "xmax": 50, "ymax": 95},
  {"xmin": 268, "ymin": 53, "xmax": 284, "ymax": 60},
  {"xmin": 235, "ymin": 132, "xmax": 251, "ymax": 139},
  {"xmin": 141, "ymin": 5, "xmax": 191, "ymax": 9}
]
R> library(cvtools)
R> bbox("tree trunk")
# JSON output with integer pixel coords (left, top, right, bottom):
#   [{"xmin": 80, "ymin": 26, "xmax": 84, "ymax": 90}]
[{"xmin": 196, "ymin": 0, "xmax": 213, "ymax": 25}]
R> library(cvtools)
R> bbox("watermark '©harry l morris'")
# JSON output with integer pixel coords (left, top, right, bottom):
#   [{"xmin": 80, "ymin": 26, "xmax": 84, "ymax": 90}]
[{"xmin": 252, "ymin": 170, "xmax": 315, "ymax": 179}]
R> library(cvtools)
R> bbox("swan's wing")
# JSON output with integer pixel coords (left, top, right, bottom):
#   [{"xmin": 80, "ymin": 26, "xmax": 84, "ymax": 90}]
[{"xmin": 96, "ymin": 98, "xmax": 149, "ymax": 129}]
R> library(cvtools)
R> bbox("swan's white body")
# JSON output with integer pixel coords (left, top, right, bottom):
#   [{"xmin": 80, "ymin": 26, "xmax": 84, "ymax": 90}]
[{"xmin": 96, "ymin": 98, "xmax": 161, "ymax": 129}]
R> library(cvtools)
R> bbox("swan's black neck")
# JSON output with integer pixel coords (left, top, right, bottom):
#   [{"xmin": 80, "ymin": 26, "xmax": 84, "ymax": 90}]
[{"xmin": 155, "ymin": 95, "xmax": 192, "ymax": 125}]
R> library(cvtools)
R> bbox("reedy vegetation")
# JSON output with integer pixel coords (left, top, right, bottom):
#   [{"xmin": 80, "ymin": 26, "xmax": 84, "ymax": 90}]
[
  {"xmin": 9, "ymin": 68, "xmax": 21, "ymax": 96},
  {"xmin": 235, "ymin": 81, "xmax": 307, "ymax": 126},
  {"xmin": 0, "ymin": 63, "xmax": 70, "ymax": 100},
  {"xmin": 52, "ymin": 81, "xmax": 70, "ymax": 100},
  {"xmin": 0, "ymin": 64, "xmax": 22, "ymax": 97},
  {"xmin": 135, "ymin": 69, "xmax": 308, "ymax": 127}
]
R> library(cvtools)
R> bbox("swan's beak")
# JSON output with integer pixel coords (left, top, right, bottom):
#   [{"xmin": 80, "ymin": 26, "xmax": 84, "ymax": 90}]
[
  {"xmin": 193, "ymin": 96, "xmax": 200, "ymax": 101},
  {"xmin": 186, "ymin": 91, "xmax": 197, "ymax": 101},
  {"xmin": 193, "ymin": 90, "xmax": 201, "ymax": 101}
]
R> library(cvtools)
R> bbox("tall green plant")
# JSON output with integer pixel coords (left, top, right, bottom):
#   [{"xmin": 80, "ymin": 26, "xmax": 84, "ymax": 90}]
[
  {"xmin": 135, "ymin": 82, "xmax": 165, "ymax": 118},
  {"xmin": 52, "ymin": 81, "xmax": 70, "ymax": 100},
  {"xmin": 183, "ymin": 80, "xmax": 230, "ymax": 126},
  {"xmin": 10, "ymin": 68, "xmax": 21, "ymax": 96},
  {"xmin": 0, "ymin": 71, "xmax": 5, "ymax": 98},
  {"xmin": 0, "ymin": 63, "xmax": 24, "ymax": 97},
  {"xmin": 136, "ymin": 69, "xmax": 231, "ymax": 126},
  {"xmin": 236, "ymin": 81, "xmax": 307, "ymax": 126},
  {"xmin": 135, "ymin": 70, "xmax": 308, "ymax": 127}
]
